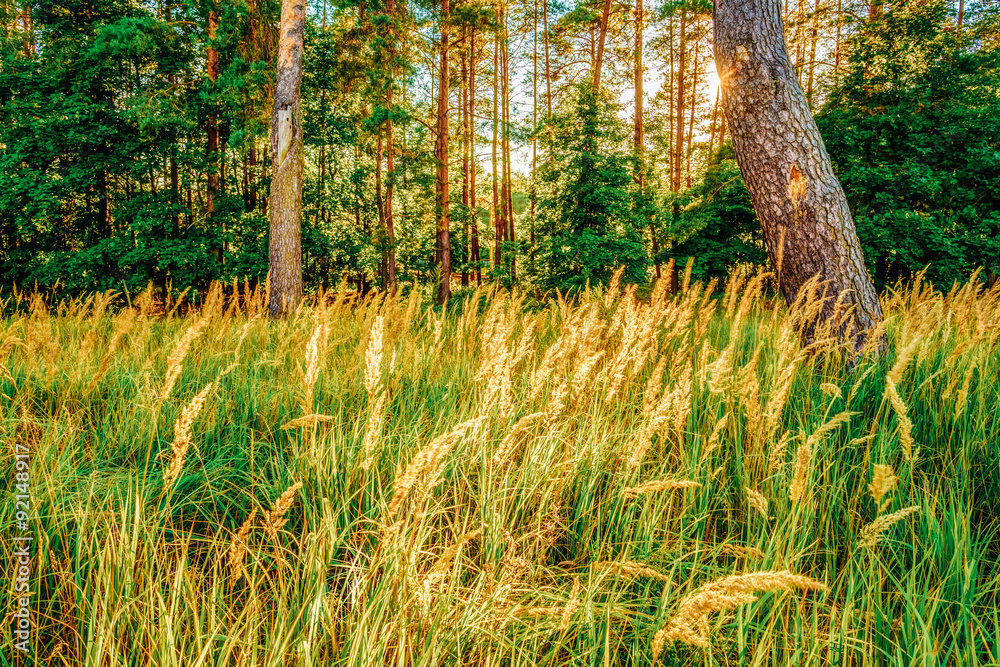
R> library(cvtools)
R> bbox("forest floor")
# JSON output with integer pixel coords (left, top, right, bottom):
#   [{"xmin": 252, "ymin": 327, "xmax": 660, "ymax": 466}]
[{"xmin": 2, "ymin": 274, "xmax": 999, "ymax": 665}]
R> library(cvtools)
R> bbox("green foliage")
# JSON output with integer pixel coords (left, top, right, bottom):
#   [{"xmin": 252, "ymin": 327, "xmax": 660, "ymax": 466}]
[
  {"xmin": 817, "ymin": 0, "xmax": 1000, "ymax": 289},
  {"xmin": 661, "ymin": 145, "xmax": 768, "ymax": 283},
  {"xmin": 533, "ymin": 85, "xmax": 650, "ymax": 291}
]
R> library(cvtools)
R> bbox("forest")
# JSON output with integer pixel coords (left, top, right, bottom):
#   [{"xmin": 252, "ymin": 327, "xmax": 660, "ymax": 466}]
[
  {"xmin": 1, "ymin": 0, "xmax": 997, "ymax": 300},
  {"xmin": 3, "ymin": 0, "xmax": 1000, "ymax": 664}
]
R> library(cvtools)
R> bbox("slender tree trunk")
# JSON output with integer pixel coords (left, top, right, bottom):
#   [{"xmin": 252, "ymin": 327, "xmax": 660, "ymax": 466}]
[
  {"xmin": 435, "ymin": 0, "xmax": 452, "ymax": 304},
  {"xmin": 462, "ymin": 37, "xmax": 470, "ymax": 287},
  {"xmin": 544, "ymin": 0, "xmax": 553, "ymax": 153},
  {"xmin": 686, "ymin": 38, "xmax": 698, "ymax": 188},
  {"xmin": 531, "ymin": 0, "xmax": 537, "ymax": 250},
  {"xmin": 593, "ymin": 0, "xmax": 613, "ymax": 91},
  {"xmin": 267, "ymin": 0, "xmax": 306, "ymax": 317},
  {"xmin": 207, "ymin": 6, "xmax": 222, "ymax": 264},
  {"xmin": 833, "ymin": 0, "xmax": 842, "ymax": 85},
  {"xmin": 492, "ymin": 31, "xmax": 501, "ymax": 271},
  {"xmin": 470, "ymin": 28, "xmax": 481, "ymax": 285},
  {"xmin": 713, "ymin": 0, "xmax": 884, "ymax": 350},
  {"xmin": 707, "ymin": 86, "xmax": 720, "ymax": 161},
  {"xmin": 385, "ymin": 92, "xmax": 397, "ymax": 293},
  {"xmin": 673, "ymin": 10, "xmax": 686, "ymax": 194},
  {"xmin": 805, "ymin": 0, "xmax": 819, "ymax": 103},
  {"xmin": 635, "ymin": 0, "xmax": 658, "ymax": 278},
  {"xmin": 502, "ymin": 28, "xmax": 515, "ymax": 281},
  {"xmin": 384, "ymin": 0, "xmax": 397, "ymax": 294}
]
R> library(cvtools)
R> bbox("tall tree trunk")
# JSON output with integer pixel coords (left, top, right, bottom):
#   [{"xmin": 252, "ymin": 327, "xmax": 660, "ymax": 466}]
[
  {"xmin": 673, "ymin": 10, "xmax": 686, "ymax": 194},
  {"xmin": 635, "ymin": 0, "xmax": 658, "ymax": 278},
  {"xmin": 531, "ymin": 0, "xmax": 537, "ymax": 250},
  {"xmin": 543, "ymin": 0, "xmax": 553, "ymax": 153},
  {"xmin": 833, "ymin": 0, "xmax": 842, "ymax": 85},
  {"xmin": 461, "ymin": 37, "xmax": 470, "ymax": 287},
  {"xmin": 713, "ymin": 0, "xmax": 884, "ymax": 350},
  {"xmin": 385, "ymin": 88, "xmax": 397, "ymax": 293},
  {"xmin": 492, "ymin": 31, "xmax": 501, "ymax": 271},
  {"xmin": 805, "ymin": 0, "xmax": 819, "ymax": 103},
  {"xmin": 593, "ymin": 0, "xmax": 613, "ymax": 91},
  {"xmin": 470, "ymin": 28, "xmax": 481, "ymax": 285},
  {"xmin": 207, "ymin": 6, "xmax": 222, "ymax": 264},
  {"xmin": 435, "ymin": 0, "xmax": 452, "ymax": 304},
  {"xmin": 686, "ymin": 38, "xmax": 698, "ymax": 188},
  {"xmin": 502, "ymin": 27, "xmax": 515, "ymax": 281},
  {"xmin": 267, "ymin": 0, "xmax": 306, "ymax": 318},
  {"xmin": 707, "ymin": 85, "xmax": 720, "ymax": 161}
]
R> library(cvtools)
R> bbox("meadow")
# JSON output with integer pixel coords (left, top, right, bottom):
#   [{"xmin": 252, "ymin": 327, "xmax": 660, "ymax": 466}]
[{"xmin": 2, "ymin": 268, "xmax": 999, "ymax": 666}]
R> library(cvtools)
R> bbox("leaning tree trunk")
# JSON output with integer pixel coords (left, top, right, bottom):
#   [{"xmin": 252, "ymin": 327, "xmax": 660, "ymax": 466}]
[
  {"xmin": 267, "ymin": 0, "xmax": 306, "ymax": 318},
  {"xmin": 712, "ymin": 0, "xmax": 884, "ymax": 351}
]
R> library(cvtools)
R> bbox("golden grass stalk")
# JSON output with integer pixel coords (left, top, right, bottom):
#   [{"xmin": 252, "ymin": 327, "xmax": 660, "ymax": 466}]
[
  {"xmin": 788, "ymin": 440, "xmax": 812, "ymax": 505},
  {"xmin": 642, "ymin": 355, "xmax": 668, "ymax": 419},
  {"xmin": 806, "ymin": 410, "xmax": 857, "ymax": 448},
  {"xmin": 869, "ymin": 464, "xmax": 897, "ymax": 512},
  {"xmin": 418, "ymin": 529, "xmax": 482, "ymax": 612},
  {"xmin": 87, "ymin": 312, "xmax": 134, "ymax": 392},
  {"xmin": 263, "ymin": 481, "xmax": 304, "ymax": 542},
  {"xmin": 160, "ymin": 317, "xmax": 208, "ymax": 401},
  {"xmin": 560, "ymin": 578, "xmax": 583, "ymax": 632},
  {"xmin": 594, "ymin": 560, "xmax": 670, "ymax": 582},
  {"xmin": 163, "ymin": 382, "xmax": 213, "ymax": 492},
  {"xmin": 624, "ymin": 479, "xmax": 700, "ymax": 498},
  {"xmin": 700, "ymin": 412, "xmax": 729, "ymax": 463},
  {"xmin": 280, "ymin": 413, "xmax": 335, "ymax": 430},
  {"xmin": 884, "ymin": 377, "xmax": 917, "ymax": 462},
  {"xmin": 364, "ymin": 315, "xmax": 385, "ymax": 398},
  {"xmin": 604, "ymin": 266, "xmax": 626, "ymax": 308},
  {"xmin": 361, "ymin": 390, "xmax": 387, "ymax": 470},
  {"xmin": 718, "ymin": 543, "xmax": 765, "ymax": 560},
  {"xmin": 302, "ymin": 319, "xmax": 326, "ymax": 411},
  {"xmin": 386, "ymin": 417, "xmax": 484, "ymax": 519},
  {"xmin": 492, "ymin": 412, "xmax": 544, "ymax": 465},
  {"xmin": 652, "ymin": 570, "xmax": 827, "ymax": 651},
  {"xmin": 820, "ymin": 382, "xmax": 843, "ymax": 401},
  {"xmin": 858, "ymin": 505, "xmax": 921, "ymax": 549},
  {"xmin": 228, "ymin": 507, "xmax": 257, "ymax": 584},
  {"xmin": 746, "ymin": 487, "xmax": 768, "ymax": 518}
]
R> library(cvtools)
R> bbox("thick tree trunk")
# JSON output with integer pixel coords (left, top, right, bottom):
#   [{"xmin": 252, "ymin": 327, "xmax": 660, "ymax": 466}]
[
  {"xmin": 267, "ymin": 0, "xmax": 306, "ymax": 318},
  {"xmin": 435, "ymin": 0, "xmax": 451, "ymax": 304},
  {"xmin": 713, "ymin": 0, "xmax": 884, "ymax": 350}
]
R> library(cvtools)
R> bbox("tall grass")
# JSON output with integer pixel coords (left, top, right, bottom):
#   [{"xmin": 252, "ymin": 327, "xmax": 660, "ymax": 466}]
[{"xmin": 2, "ymin": 271, "xmax": 999, "ymax": 666}]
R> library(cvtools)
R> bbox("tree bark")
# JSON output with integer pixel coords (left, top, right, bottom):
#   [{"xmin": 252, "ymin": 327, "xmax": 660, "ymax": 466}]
[
  {"xmin": 492, "ymin": 31, "xmax": 501, "ymax": 271},
  {"xmin": 713, "ymin": 0, "xmax": 884, "ymax": 350},
  {"xmin": 635, "ymin": 0, "xmax": 659, "ymax": 278},
  {"xmin": 593, "ymin": 0, "xmax": 613, "ymax": 91},
  {"xmin": 207, "ymin": 6, "xmax": 222, "ymax": 264},
  {"xmin": 470, "ymin": 28, "xmax": 481, "ymax": 285},
  {"xmin": 462, "ymin": 37, "xmax": 470, "ymax": 287},
  {"xmin": 673, "ymin": 10, "xmax": 686, "ymax": 194},
  {"xmin": 267, "ymin": 0, "xmax": 306, "ymax": 318},
  {"xmin": 435, "ymin": 0, "xmax": 452, "ymax": 304}
]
